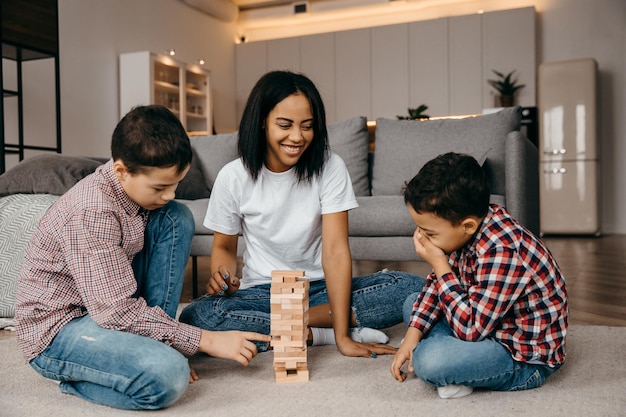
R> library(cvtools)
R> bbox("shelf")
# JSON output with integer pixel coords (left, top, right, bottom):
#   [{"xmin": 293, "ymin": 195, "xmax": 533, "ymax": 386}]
[
  {"xmin": 120, "ymin": 51, "xmax": 212, "ymax": 134},
  {"xmin": 154, "ymin": 80, "xmax": 180, "ymax": 93},
  {"xmin": 186, "ymin": 88, "xmax": 205, "ymax": 97},
  {"xmin": 2, "ymin": 42, "xmax": 54, "ymax": 61}
]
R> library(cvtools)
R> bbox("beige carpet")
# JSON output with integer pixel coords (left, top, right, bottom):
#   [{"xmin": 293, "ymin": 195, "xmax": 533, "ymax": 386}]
[{"xmin": 1, "ymin": 324, "xmax": 624, "ymax": 417}]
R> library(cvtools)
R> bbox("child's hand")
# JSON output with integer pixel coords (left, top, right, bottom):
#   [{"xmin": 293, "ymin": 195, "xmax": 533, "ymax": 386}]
[
  {"xmin": 189, "ymin": 367, "xmax": 199, "ymax": 383},
  {"xmin": 390, "ymin": 328, "xmax": 421, "ymax": 382},
  {"xmin": 198, "ymin": 330, "xmax": 271, "ymax": 366},
  {"xmin": 206, "ymin": 266, "xmax": 240, "ymax": 296},
  {"xmin": 390, "ymin": 344, "xmax": 413, "ymax": 382},
  {"xmin": 412, "ymin": 229, "xmax": 446, "ymax": 266}
]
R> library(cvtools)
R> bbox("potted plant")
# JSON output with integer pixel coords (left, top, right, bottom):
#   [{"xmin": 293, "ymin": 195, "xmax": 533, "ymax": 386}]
[
  {"xmin": 397, "ymin": 104, "xmax": 430, "ymax": 120},
  {"xmin": 487, "ymin": 70, "xmax": 525, "ymax": 107}
]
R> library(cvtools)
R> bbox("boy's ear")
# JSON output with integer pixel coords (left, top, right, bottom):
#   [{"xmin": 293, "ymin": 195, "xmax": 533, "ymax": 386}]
[
  {"xmin": 461, "ymin": 217, "xmax": 480, "ymax": 235},
  {"xmin": 113, "ymin": 160, "xmax": 129, "ymax": 181}
]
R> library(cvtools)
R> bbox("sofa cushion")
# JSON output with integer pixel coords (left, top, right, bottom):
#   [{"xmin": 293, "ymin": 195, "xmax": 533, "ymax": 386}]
[
  {"xmin": 190, "ymin": 117, "xmax": 370, "ymax": 196},
  {"xmin": 178, "ymin": 198, "xmax": 212, "ymax": 234},
  {"xmin": 371, "ymin": 107, "xmax": 521, "ymax": 197},
  {"xmin": 327, "ymin": 116, "xmax": 370, "ymax": 196},
  {"xmin": 0, "ymin": 154, "xmax": 103, "ymax": 197},
  {"xmin": 349, "ymin": 195, "xmax": 415, "ymax": 236},
  {"xmin": 190, "ymin": 133, "xmax": 239, "ymax": 192},
  {"xmin": 175, "ymin": 155, "xmax": 210, "ymax": 200},
  {"xmin": 0, "ymin": 193, "xmax": 59, "ymax": 317}
]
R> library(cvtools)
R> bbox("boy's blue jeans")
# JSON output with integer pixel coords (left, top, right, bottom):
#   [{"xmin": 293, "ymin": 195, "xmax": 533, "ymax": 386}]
[
  {"xmin": 29, "ymin": 201, "xmax": 194, "ymax": 410},
  {"xmin": 180, "ymin": 270, "xmax": 426, "ymax": 352},
  {"xmin": 402, "ymin": 293, "xmax": 560, "ymax": 392}
]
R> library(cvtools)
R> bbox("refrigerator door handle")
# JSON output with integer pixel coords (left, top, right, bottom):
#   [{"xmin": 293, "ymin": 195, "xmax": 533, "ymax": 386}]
[
  {"xmin": 544, "ymin": 167, "xmax": 568, "ymax": 174},
  {"xmin": 543, "ymin": 148, "xmax": 567, "ymax": 156}
]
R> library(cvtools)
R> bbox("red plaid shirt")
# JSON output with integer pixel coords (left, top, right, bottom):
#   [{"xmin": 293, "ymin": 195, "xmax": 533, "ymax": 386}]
[
  {"xmin": 15, "ymin": 160, "xmax": 201, "ymax": 362},
  {"xmin": 409, "ymin": 205, "xmax": 568, "ymax": 366}
]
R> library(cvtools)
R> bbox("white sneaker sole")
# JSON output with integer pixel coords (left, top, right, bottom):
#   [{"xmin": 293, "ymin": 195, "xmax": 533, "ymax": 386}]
[{"xmin": 437, "ymin": 384, "xmax": 473, "ymax": 399}]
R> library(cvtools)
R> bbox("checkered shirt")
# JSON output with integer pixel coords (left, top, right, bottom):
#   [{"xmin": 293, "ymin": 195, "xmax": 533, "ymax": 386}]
[{"xmin": 409, "ymin": 204, "xmax": 568, "ymax": 366}]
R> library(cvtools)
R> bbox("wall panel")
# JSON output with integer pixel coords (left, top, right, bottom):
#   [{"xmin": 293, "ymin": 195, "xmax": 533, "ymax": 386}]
[
  {"xmin": 236, "ymin": 7, "xmax": 535, "ymax": 121},
  {"xmin": 334, "ymin": 28, "xmax": 371, "ymax": 121},
  {"xmin": 409, "ymin": 18, "xmax": 449, "ymax": 117},
  {"xmin": 267, "ymin": 37, "xmax": 300, "ymax": 72},
  {"xmin": 235, "ymin": 41, "xmax": 267, "ymax": 119},
  {"xmin": 371, "ymin": 23, "xmax": 409, "ymax": 119},
  {"xmin": 300, "ymin": 33, "xmax": 336, "ymax": 123},
  {"xmin": 482, "ymin": 7, "xmax": 536, "ymax": 108},
  {"xmin": 449, "ymin": 13, "xmax": 483, "ymax": 114}
]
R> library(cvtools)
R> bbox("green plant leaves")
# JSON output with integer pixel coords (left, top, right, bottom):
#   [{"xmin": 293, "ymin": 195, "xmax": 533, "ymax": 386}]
[{"xmin": 487, "ymin": 69, "xmax": 525, "ymax": 95}]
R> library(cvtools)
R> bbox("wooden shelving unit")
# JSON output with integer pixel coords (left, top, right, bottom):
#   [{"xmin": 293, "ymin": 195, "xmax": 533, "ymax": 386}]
[{"xmin": 119, "ymin": 51, "xmax": 212, "ymax": 135}]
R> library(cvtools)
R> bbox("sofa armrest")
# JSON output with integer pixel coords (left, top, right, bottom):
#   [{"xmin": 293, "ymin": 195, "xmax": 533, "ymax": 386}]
[{"xmin": 505, "ymin": 131, "xmax": 540, "ymax": 235}]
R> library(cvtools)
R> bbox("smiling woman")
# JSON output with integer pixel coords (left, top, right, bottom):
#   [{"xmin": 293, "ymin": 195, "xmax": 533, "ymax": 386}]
[
  {"xmin": 179, "ymin": 70, "xmax": 425, "ymax": 360},
  {"xmin": 263, "ymin": 93, "xmax": 314, "ymax": 173}
]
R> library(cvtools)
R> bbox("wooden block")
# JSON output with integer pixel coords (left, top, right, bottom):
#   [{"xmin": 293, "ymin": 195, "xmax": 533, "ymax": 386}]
[
  {"xmin": 272, "ymin": 292, "xmax": 307, "ymax": 300},
  {"xmin": 271, "ymin": 270, "xmax": 305, "ymax": 283},
  {"xmin": 271, "ymin": 329, "xmax": 306, "ymax": 338},
  {"xmin": 270, "ymin": 269, "xmax": 310, "ymax": 383},
  {"xmin": 274, "ymin": 368, "xmax": 309, "ymax": 383},
  {"xmin": 271, "ymin": 339, "xmax": 307, "ymax": 348}
]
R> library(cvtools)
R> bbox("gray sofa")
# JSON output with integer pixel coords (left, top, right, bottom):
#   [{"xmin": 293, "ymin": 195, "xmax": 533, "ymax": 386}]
[
  {"xmin": 0, "ymin": 106, "xmax": 538, "ymax": 311},
  {"xmin": 182, "ymin": 106, "xmax": 538, "ymax": 269}
]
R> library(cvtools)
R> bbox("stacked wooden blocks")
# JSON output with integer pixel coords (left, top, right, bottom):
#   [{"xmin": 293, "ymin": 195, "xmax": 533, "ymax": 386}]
[{"xmin": 270, "ymin": 270, "xmax": 310, "ymax": 383}]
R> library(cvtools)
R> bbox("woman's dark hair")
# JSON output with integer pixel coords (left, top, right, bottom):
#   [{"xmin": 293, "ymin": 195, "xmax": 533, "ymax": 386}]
[
  {"xmin": 403, "ymin": 152, "xmax": 490, "ymax": 225},
  {"xmin": 238, "ymin": 70, "xmax": 329, "ymax": 182},
  {"xmin": 111, "ymin": 105, "xmax": 192, "ymax": 174}
]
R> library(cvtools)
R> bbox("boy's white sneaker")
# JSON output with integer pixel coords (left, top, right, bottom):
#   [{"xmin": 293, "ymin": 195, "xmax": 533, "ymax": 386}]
[{"xmin": 437, "ymin": 384, "xmax": 473, "ymax": 399}]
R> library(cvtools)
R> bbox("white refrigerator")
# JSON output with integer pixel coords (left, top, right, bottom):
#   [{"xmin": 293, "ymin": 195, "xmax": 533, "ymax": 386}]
[{"xmin": 538, "ymin": 58, "xmax": 600, "ymax": 235}]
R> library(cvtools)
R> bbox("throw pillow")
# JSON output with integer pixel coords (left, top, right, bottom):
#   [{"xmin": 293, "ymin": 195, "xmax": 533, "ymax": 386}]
[
  {"xmin": 327, "ymin": 116, "xmax": 370, "ymax": 196},
  {"xmin": 0, "ymin": 194, "xmax": 60, "ymax": 317},
  {"xmin": 190, "ymin": 117, "xmax": 370, "ymax": 196},
  {"xmin": 190, "ymin": 133, "xmax": 239, "ymax": 191},
  {"xmin": 175, "ymin": 154, "xmax": 210, "ymax": 200},
  {"xmin": 0, "ymin": 154, "xmax": 103, "ymax": 197},
  {"xmin": 371, "ymin": 107, "xmax": 521, "ymax": 196}
]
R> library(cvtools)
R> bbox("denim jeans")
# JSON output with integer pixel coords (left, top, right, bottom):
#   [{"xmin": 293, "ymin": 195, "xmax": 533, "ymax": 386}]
[
  {"xmin": 180, "ymin": 270, "xmax": 426, "ymax": 352},
  {"xmin": 29, "ymin": 201, "xmax": 194, "ymax": 410},
  {"xmin": 402, "ymin": 293, "xmax": 560, "ymax": 392}
]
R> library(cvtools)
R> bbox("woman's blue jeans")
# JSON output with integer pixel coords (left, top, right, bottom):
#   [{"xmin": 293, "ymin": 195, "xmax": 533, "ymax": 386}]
[
  {"xmin": 401, "ymin": 293, "xmax": 560, "ymax": 392},
  {"xmin": 180, "ymin": 270, "xmax": 426, "ymax": 352},
  {"xmin": 29, "ymin": 201, "xmax": 194, "ymax": 410}
]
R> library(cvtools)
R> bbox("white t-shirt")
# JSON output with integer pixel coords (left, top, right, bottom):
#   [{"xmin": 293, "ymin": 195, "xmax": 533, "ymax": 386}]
[{"xmin": 204, "ymin": 152, "xmax": 358, "ymax": 289}]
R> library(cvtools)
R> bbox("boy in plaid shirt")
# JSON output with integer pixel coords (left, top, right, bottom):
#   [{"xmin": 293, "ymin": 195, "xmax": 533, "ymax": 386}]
[
  {"xmin": 390, "ymin": 152, "xmax": 567, "ymax": 399},
  {"xmin": 15, "ymin": 105, "xmax": 269, "ymax": 410}
]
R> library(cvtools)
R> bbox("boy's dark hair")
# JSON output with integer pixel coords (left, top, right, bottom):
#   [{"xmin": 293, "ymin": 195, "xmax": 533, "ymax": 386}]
[
  {"xmin": 111, "ymin": 105, "xmax": 192, "ymax": 175},
  {"xmin": 403, "ymin": 152, "xmax": 490, "ymax": 225},
  {"xmin": 238, "ymin": 70, "xmax": 329, "ymax": 182}
]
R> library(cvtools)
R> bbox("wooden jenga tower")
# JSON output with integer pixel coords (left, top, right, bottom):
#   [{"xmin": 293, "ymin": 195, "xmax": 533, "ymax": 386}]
[{"xmin": 270, "ymin": 270, "xmax": 310, "ymax": 383}]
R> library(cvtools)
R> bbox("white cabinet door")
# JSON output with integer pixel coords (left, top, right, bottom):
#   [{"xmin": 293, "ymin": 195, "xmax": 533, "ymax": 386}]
[
  {"xmin": 300, "ymin": 33, "xmax": 336, "ymax": 123},
  {"xmin": 449, "ymin": 13, "xmax": 483, "ymax": 115},
  {"xmin": 235, "ymin": 41, "xmax": 268, "ymax": 121},
  {"xmin": 371, "ymin": 23, "xmax": 409, "ymax": 120},
  {"xmin": 335, "ymin": 28, "xmax": 371, "ymax": 121},
  {"xmin": 482, "ymin": 7, "xmax": 536, "ymax": 108},
  {"xmin": 409, "ymin": 18, "xmax": 449, "ymax": 117},
  {"xmin": 268, "ymin": 37, "xmax": 300, "ymax": 72}
]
